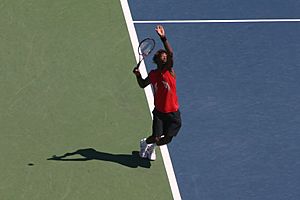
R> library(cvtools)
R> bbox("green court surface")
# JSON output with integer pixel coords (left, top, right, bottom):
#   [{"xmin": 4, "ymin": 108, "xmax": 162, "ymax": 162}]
[{"xmin": 0, "ymin": 1, "xmax": 172, "ymax": 199}]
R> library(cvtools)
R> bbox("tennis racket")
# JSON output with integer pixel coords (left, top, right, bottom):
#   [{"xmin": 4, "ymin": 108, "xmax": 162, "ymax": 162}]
[{"xmin": 136, "ymin": 38, "xmax": 155, "ymax": 68}]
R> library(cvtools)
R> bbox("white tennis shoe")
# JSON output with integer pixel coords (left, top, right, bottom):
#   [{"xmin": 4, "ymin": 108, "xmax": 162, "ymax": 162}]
[
  {"xmin": 139, "ymin": 138, "xmax": 157, "ymax": 160},
  {"xmin": 147, "ymin": 144, "xmax": 156, "ymax": 161},
  {"xmin": 139, "ymin": 138, "xmax": 148, "ymax": 158}
]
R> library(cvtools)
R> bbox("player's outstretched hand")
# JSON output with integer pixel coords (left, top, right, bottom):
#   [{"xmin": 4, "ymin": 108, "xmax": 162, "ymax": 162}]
[{"xmin": 155, "ymin": 25, "xmax": 165, "ymax": 38}]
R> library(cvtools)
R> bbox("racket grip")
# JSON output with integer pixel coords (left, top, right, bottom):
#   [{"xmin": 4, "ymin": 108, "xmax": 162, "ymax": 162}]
[
  {"xmin": 136, "ymin": 60, "xmax": 142, "ymax": 68},
  {"xmin": 133, "ymin": 66, "xmax": 141, "ymax": 76}
]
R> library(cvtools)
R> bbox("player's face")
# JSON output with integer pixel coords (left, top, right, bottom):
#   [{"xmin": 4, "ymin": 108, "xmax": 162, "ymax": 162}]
[{"xmin": 160, "ymin": 52, "xmax": 167, "ymax": 64}]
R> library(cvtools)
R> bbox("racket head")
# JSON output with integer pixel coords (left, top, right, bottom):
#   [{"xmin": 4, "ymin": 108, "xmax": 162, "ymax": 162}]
[{"xmin": 138, "ymin": 38, "xmax": 155, "ymax": 57}]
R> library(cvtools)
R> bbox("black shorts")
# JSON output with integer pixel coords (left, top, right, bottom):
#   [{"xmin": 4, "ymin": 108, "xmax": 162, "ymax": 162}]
[{"xmin": 152, "ymin": 109, "xmax": 182, "ymax": 137}]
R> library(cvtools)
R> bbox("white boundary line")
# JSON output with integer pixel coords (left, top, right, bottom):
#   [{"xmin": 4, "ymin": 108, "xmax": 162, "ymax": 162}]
[
  {"xmin": 120, "ymin": 1, "xmax": 182, "ymax": 200},
  {"xmin": 134, "ymin": 19, "xmax": 300, "ymax": 24}
]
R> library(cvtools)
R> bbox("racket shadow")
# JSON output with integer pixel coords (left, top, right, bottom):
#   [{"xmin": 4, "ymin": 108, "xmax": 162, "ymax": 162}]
[{"xmin": 47, "ymin": 148, "xmax": 151, "ymax": 168}]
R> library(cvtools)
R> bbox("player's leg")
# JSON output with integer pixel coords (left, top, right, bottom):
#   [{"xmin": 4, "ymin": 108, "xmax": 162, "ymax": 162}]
[
  {"xmin": 157, "ymin": 110, "xmax": 182, "ymax": 146},
  {"xmin": 156, "ymin": 135, "xmax": 173, "ymax": 146},
  {"xmin": 140, "ymin": 109, "xmax": 163, "ymax": 159},
  {"xmin": 147, "ymin": 109, "xmax": 163, "ymax": 143},
  {"xmin": 145, "ymin": 109, "xmax": 164, "ymax": 160}
]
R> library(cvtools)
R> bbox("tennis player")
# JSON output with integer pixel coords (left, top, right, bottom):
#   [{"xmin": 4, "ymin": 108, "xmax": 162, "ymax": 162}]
[{"xmin": 133, "ymin": 25, "xmax": 182, "ymax": 160}]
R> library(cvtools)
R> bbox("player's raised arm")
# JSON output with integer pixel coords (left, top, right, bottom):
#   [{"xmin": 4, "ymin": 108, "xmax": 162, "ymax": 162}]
[{"xmin": 155, "ymin": 25, "xmax": 173, "ymax": 57}]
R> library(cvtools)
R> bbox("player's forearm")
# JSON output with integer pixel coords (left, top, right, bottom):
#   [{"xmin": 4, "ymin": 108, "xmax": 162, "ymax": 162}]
[
  {"xmin": 136, "ymin": 76, "xmax": 147, "ymax": 88},
  {"xmin": 161, "ymin": 36, "xmax": 173, "ymax": 56}
]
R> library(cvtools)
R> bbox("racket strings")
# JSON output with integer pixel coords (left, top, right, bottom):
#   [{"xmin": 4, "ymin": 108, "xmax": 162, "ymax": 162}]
[{"xmin": 139, "ymin": 39, "xmax": 155, "ymax": 56}]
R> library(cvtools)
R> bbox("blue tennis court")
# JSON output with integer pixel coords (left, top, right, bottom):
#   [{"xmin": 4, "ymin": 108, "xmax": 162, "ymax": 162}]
[{"xmin": 125, "ymin": 1, "xmax": 300, "ymax": 199}]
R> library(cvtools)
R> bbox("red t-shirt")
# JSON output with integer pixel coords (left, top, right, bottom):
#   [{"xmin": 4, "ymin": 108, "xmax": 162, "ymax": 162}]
[{"xmin": 149, "ymin": 68, "xmax": 179, "ymax": 113}]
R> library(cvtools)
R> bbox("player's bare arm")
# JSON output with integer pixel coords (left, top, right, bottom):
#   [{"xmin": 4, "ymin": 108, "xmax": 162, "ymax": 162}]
[
  {"xmin": 155, "ymin": 25, "xmax": 174, "ymax": 70},
  {"xmin": 155, "ymin": 25, "xmax": 173, "ymax": 57}
]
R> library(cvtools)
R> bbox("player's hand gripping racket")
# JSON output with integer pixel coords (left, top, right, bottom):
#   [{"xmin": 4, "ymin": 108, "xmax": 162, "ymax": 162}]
[{"xmin": 136, "ymin": 38, "xmax": 155, "ymax": 68}]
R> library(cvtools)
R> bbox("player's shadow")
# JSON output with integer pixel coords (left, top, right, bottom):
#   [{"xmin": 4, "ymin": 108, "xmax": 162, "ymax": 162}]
[{"xmin": 47, "ymin": 148, "xmax": 151, "ymax": 168}]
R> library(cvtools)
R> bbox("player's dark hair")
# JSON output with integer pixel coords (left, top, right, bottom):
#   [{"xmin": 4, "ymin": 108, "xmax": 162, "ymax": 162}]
[{"xmin": 153, "ymin": 49, "xmax": 167, "ymax": 64}]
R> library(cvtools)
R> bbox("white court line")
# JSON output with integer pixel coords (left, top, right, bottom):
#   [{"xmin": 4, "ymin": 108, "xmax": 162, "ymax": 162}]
[
  {"xmin": 134, "ymin": 19, "xmax": 300, "ymax": 24},
  {"xmin": 120, "ymin": 1, "xmax": 182, "ymax": 200}
]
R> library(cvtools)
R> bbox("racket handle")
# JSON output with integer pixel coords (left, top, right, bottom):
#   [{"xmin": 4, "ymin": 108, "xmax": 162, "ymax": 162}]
[{"xmin": 136, "ymin": 60, "xmax": 142, "ymax": 68}]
